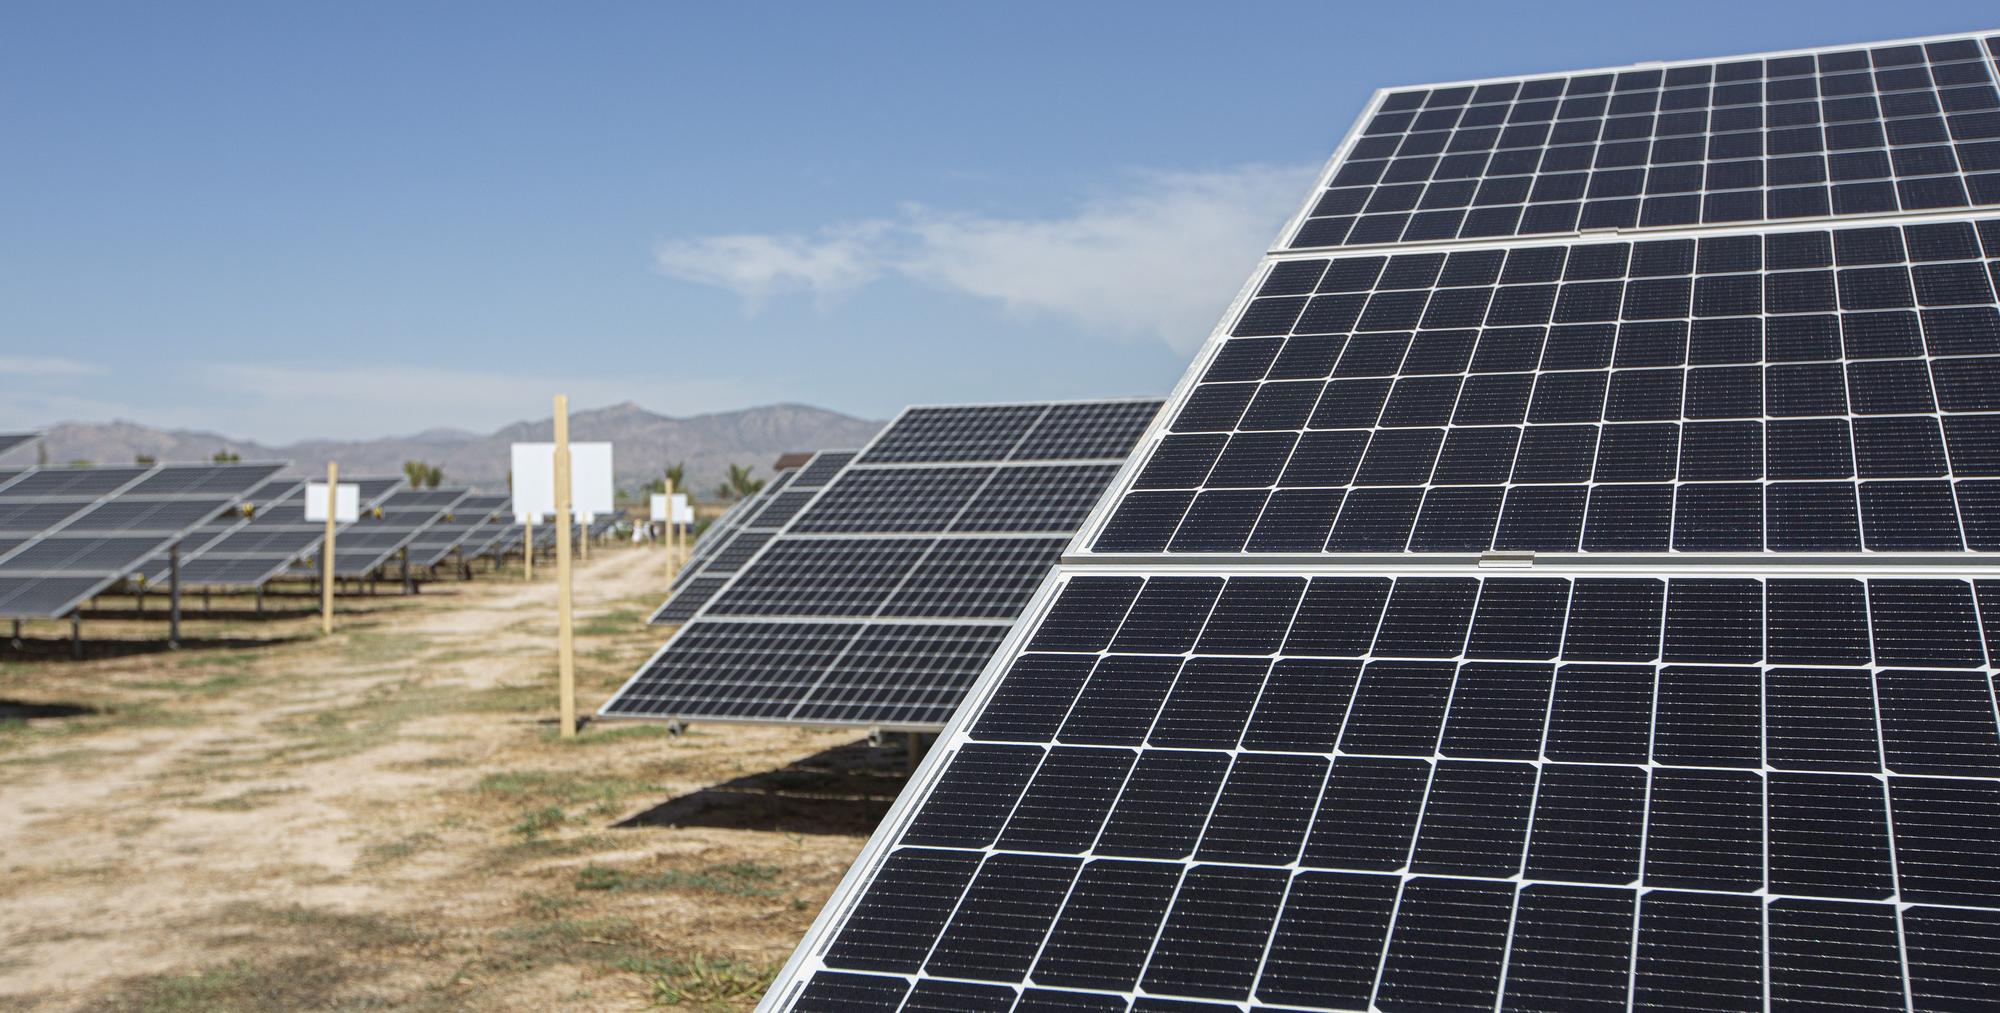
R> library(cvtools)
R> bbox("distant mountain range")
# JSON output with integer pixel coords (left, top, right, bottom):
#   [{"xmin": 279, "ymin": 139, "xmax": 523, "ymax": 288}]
[{"xmin": 0, "ymin": 402, "xmax": 885, "ymax": 499}]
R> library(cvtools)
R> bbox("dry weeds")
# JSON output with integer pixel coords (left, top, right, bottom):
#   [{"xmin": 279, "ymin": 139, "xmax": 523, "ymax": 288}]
[{"xmin": 0, "ymin": 546, "xmax": 898, "ymax": 1011}]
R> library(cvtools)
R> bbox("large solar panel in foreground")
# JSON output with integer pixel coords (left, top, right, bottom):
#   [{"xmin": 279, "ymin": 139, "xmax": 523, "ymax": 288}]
[
  {"xmin": 1096, "ymin": 216, "xmax": 2000, "ymax": 556},
  {"xmin": 758, "ymin": 30, "xmax": 2000, "ymax": 1013},
  {"xmin": 774, "ymin": 571, "xmax": 2000, "ymax": 1012},
  {"xmin": 1294, "ymin": 34, "xmax": 2000, "ymax": 249},
  {"xmin": 603, "ymin": 400, "xmax": 1161, "ymax": 728}
]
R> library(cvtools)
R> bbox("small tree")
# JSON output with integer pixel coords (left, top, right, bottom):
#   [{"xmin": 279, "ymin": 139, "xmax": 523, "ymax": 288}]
[
  {"xmin": 212, "ymin": 449, "xmax": 240, "ymax": 463},
  {"xmin": 134, "ymin": 454, "xmax": 156, "ymax": 465},
  {"xmin": 643, "ymin": 462, "xmax": 692, "ymax": 501},
  {"xmin": 403, "ymin": 460, "xmax": 443, "ymax": 488},
  {"xmin": 721, "ymin": 463, "xmax": 763, "ymax": 500}
]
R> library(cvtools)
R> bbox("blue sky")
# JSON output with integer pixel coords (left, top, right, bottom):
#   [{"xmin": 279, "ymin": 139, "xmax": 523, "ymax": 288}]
[{"xmin": 3, "ymin": 2, "xmax": 1995, "ymax": 441}]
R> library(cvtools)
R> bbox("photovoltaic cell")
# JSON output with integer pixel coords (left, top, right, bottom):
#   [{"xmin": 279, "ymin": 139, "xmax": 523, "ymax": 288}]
[
  {"xmin": 778, "ymin": 571, "xmax": 2000, "ymax": 1009},
  {"xmin": 608, "ymin": 400, "xmax": 1161, "ymax": 728},
  {"xmin": 763, "ymin": 34, "xmax": 2000, "ymax": 1013},
  {"xmin": 0, "ymin": 461, "xmax": 284, "ymax": 616},
  {"xmin": 1294, "ymin": 36, "xmax": 2000, "ymax": 250},
  {"xmin": 1097, "ymin": 217, "xmax": 2000, "ymax": 555}
]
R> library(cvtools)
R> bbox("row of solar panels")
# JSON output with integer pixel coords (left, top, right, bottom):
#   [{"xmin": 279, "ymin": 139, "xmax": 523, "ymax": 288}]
[
  {"xmin": 754, "ymin": 30, "xmax": 2000, "ymax": 1013},
  {"xmin": 601, "ymin": 399, "xmax": 1166, "ymax": 730},
  {"xmin": 0, "ymin": 453, "xmax": 609, "ymax": 619},
  {"xmin": 0, "ymin": 460, "xmax": 290, "ymax": 618}
]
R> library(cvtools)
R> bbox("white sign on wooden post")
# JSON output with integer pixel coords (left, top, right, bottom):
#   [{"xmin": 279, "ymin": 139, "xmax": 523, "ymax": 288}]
[
  {"xmin": 303, "ymin": 482, "xmax": 359, "ymax": 522},
  {"xmin": 510, "ymin": 442, "xmax": 613, "ymax": 522},
  {"xmin": 647, "ymin": 494, "xmax": 693, "ymax": 524}
]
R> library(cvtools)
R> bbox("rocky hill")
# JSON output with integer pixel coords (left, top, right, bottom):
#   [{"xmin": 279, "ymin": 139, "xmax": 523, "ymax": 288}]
[{"xmin": 1, "ymin": 402, "xmax": 884, "ymax": 499}]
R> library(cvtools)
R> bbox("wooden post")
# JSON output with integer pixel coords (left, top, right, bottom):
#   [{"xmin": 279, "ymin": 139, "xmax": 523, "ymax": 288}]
[
  {"xmin": 664, "ymin": 477, "xmax": 676, "ymax": 567},
  {"xmin": 524, "ymin": 517, "xmax": 534, "ymax": 580},
  {"xmin": 554, "ymin": 395, "xmax": 577, "ymax": 739},
  {"xmin": 321, "ymin": 462, "xmax": 337, "ymax": 636}
]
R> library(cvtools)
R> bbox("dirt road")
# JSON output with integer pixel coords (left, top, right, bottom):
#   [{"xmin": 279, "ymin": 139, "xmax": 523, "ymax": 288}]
[{"xmin": 0, "ymin": 546, "xmax": 893, "ymax": 1011}]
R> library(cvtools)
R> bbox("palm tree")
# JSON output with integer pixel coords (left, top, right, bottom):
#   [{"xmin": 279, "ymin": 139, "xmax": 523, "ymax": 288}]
[
  {"xmin": 641, "ymin": 462, "xmax": 690, "ymax": 499},
  {"xmin": 721, "ymin": 463, "xmax": 763, "ymax": 500},
  {"xmin": 403, "ymin": 460, "xmax": 443, "ymax": 488}
]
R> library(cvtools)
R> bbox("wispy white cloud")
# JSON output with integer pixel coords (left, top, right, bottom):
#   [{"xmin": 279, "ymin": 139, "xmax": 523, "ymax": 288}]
[
  {"xmin": 0, "ymin": 355, "xmax": 102, "ymax": 377},
  {"xmin": 654, "ymin": 164, "xmax": 1315, "ymax": 351},
  {"xmin": 654, "ymin": 221, "xmax": 894, "ymax": 305}
]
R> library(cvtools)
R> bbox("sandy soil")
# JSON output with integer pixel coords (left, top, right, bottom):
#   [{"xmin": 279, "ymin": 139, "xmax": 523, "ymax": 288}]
[{"xmin": 0, "ymin": 545, "xmax": 898, "ymax": 1011}]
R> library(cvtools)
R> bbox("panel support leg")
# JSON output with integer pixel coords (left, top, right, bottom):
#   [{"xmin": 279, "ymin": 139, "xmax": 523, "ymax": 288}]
[
  {"xmin": 168, "ymin": 541, "xmax": 182, "ymax": 650},
  {"xmin": 401, "ymin": 547, "xmax": 413, "ymax": 595},
  {"xmin": 70, "ymin": 614, "xmax": 81, "ymax": 660}
]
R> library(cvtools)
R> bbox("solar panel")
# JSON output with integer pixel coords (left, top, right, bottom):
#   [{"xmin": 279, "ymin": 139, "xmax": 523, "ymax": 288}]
[
  {"xmin": 757, "ymin": 30, "xmax": 2000, "ymax": 1013},
  {"xmin": 0, "ymin": 433, "xmax": 42, "ymax": 457},
  {"xmin": 659, "ymin": 451, "xmax": 851, "ymax": 620},
  {"xmin": 795, "ymin": 450, "xmax": 861, "ymax": 488},
  {"xmin": 1093, "ymin": 216, "xmax": 2000, "ymax": 555},
  {"xmin": 139, "ymin": 476, "xmax": 407, "ymax": 589},
  {"xmin": 1293, "ymin": 35, "xmax": 2000, "ymax": 250},
  {"xmin": 0, "ymin": 462, "xmax": 284, "ymax": 617},
  {"xmin": 606, "ymin": 400, "xmax": 1161, "ymax": 726},
  {"xmin": 327, "ymin": 487, "xmax": 472, "ymax": 577},
  {"xmin": 768, "ymin": 570, "xmax": 2000, "ymax": 1011},
  {"xmin": 406, "ymin": 494, "xmax": 510, "ymax": 567}
]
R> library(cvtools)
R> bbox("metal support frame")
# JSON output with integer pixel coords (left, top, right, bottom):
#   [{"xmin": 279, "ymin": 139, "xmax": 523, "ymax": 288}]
[
  {"xmin": 70, "ymin": 614, "xmax": 81, "ymax": 660},
  {"xmin": 168, "ymin": 541, "xmax": 182, "ymax": 649},
  {"xmin": 401, "ymin": 546, "xmax": 413, "ymax": 595}
]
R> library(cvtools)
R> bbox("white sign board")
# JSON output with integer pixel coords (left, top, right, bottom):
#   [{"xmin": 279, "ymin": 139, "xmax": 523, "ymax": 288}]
[
  {"xmin": 510, "ymin": 442, "xmax": 614, "ymax": 523},
  {"xmin": 650, "ymin": 493, "xmax": 694, "ymax": 524},
  {"xmin": 303, "ymin": 482, "xmax": 359, "ymax": 522}
]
